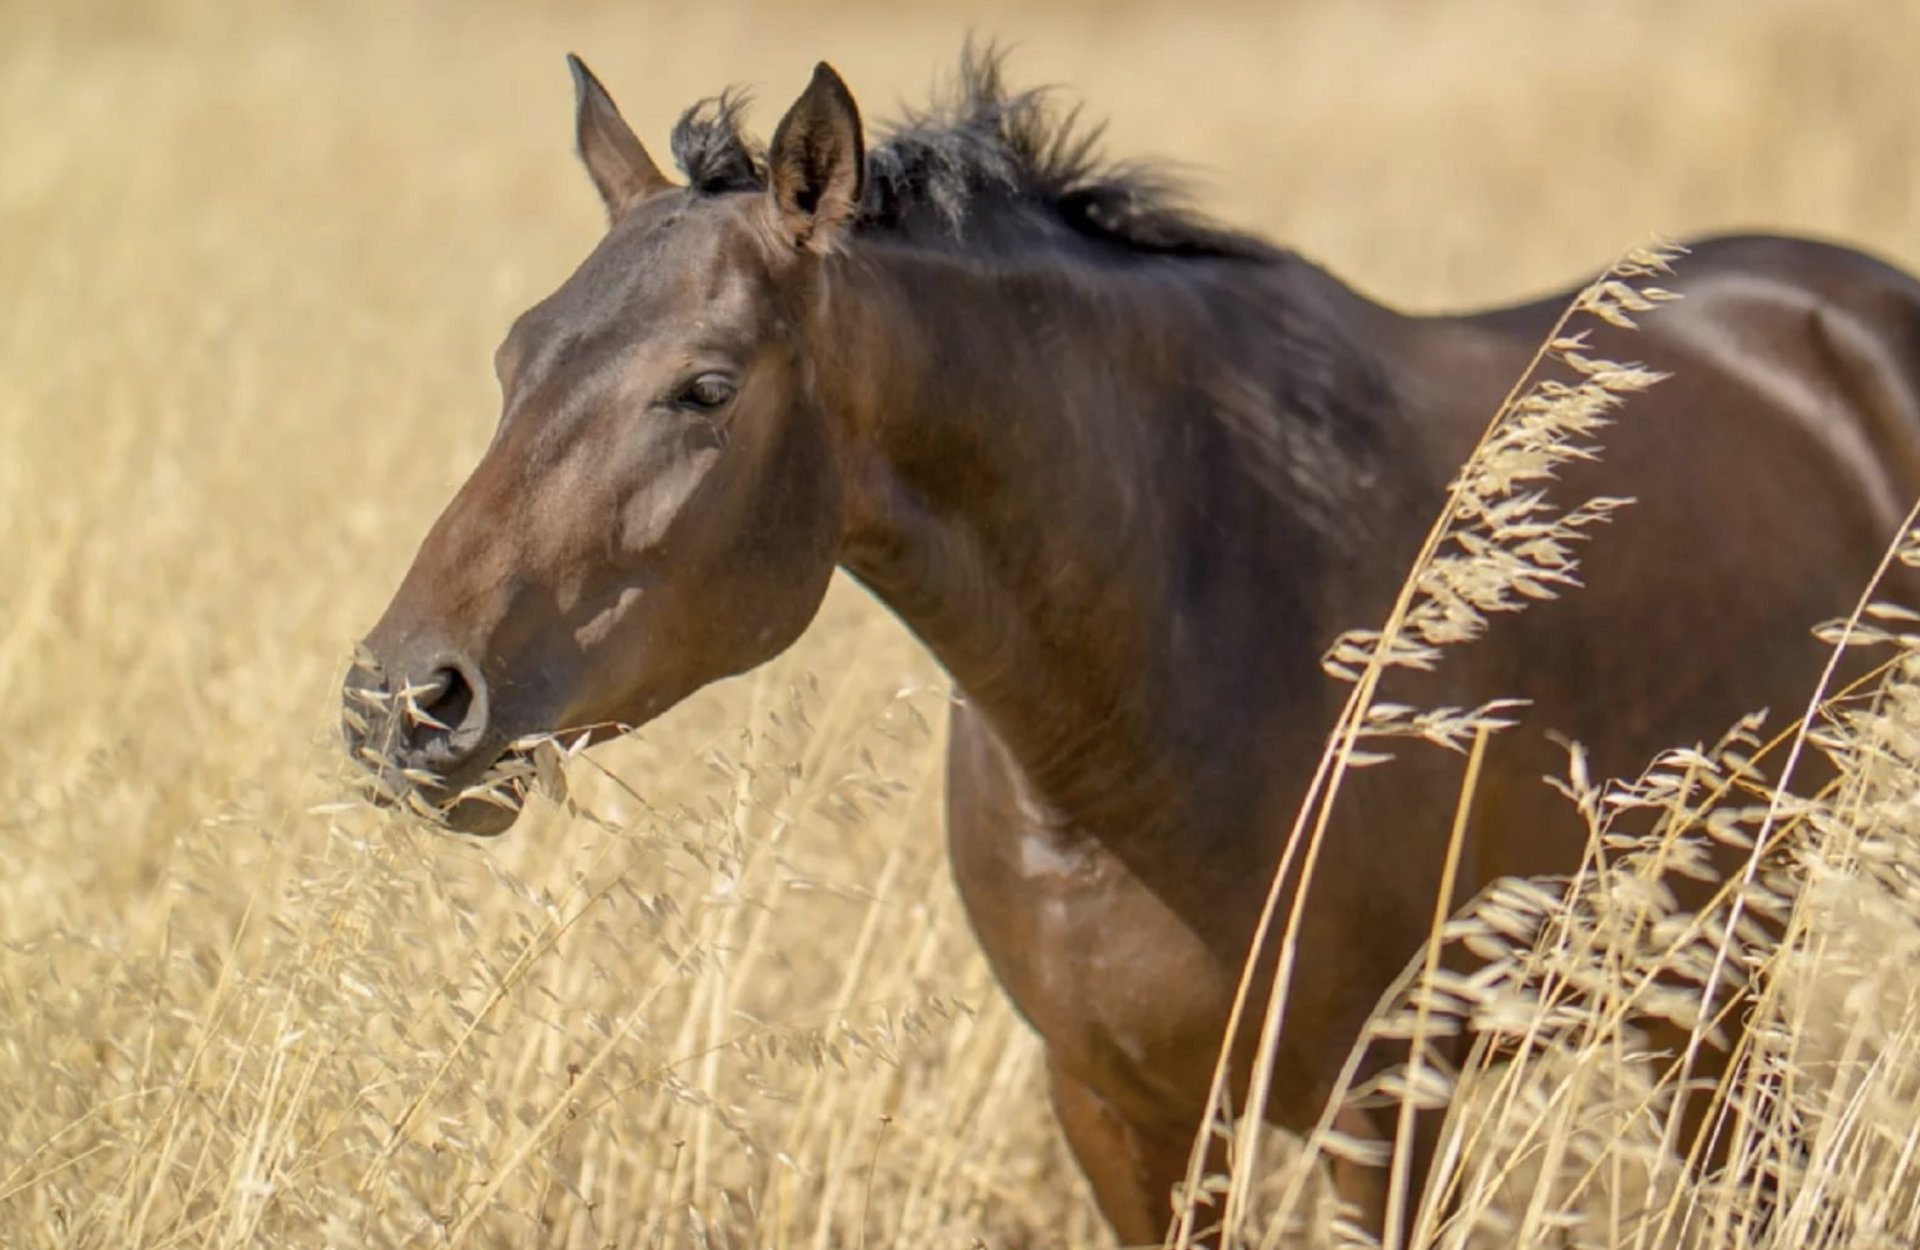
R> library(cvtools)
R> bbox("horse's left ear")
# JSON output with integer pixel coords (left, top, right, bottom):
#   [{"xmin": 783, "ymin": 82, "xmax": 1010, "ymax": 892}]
[{"xmin": 766, "ymin": 63, "xmax": 865, "ymax": 253}]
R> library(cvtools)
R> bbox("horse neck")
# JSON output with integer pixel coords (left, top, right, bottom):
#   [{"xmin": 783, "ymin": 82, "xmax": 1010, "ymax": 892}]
[{"xmin": 819, "ymin": 232, "xmax": 1410, "ymax": 838}]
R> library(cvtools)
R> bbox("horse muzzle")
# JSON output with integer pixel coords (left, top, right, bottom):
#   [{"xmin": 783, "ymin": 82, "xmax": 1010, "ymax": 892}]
[{"xmin": 341, "ymin": 647, "xmax": 522, "ymax": 836}]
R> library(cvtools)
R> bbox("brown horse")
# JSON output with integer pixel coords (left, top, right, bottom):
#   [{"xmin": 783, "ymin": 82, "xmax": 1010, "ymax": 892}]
[{"xmin": 345, "ymin": 50, "xmax": 1920, "ymax": 1245}]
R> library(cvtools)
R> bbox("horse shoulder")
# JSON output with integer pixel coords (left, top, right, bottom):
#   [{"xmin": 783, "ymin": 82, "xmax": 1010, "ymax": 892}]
[{"xmin": 942, "ymin": 701, "xmax": 1241, "ymax": 1122}]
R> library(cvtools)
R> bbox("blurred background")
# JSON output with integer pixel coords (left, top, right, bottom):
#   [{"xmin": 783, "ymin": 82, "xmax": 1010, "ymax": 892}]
[{"xmin": 4, "ymin": 2, "xmax": 1919, "ymax": 1247}]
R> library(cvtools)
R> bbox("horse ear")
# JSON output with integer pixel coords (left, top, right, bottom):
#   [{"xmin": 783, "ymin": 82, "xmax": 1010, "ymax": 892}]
[
  {"xmin": 567, "ymin": 54, "xmax": 672, "ymax": 221},
  {"xmin": 766, "ymin": 63, "xmax": 865, "ymax": 253}
]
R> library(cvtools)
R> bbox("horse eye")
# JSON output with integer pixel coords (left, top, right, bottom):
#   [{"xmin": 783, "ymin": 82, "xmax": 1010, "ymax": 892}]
[{"xmin": 678, "ymin": 373, "xmax": 737, "ymax": 411}]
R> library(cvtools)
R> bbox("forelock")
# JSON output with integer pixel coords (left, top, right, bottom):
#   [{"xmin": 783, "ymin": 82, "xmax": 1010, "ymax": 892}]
[{"xmin": 670, "ymin": 90, "xmax": 765, "ymax": 193}]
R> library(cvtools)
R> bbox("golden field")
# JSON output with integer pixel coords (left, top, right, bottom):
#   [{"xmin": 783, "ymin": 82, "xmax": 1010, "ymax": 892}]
[{"xmin": 6, "ymin": 1, "xmax": 1920, "ymax": 1247}]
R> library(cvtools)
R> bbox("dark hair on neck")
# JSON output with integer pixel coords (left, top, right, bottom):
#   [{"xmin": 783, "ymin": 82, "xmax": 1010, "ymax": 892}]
[{"xmin": 666, "ymin": 43, "xmax": 1276, "ymax": 261}]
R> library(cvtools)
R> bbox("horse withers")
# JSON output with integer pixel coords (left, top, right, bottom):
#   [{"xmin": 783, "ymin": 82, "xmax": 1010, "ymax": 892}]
[{"xmin": 344, "ymin": 50, "xmax": 1920, "ymax": 1245}]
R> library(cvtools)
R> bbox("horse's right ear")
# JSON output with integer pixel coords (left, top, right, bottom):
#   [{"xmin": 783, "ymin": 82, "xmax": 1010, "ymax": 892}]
[{"xmin": 568, "ymin": 54, "xmax": 672, "ymax": 221}]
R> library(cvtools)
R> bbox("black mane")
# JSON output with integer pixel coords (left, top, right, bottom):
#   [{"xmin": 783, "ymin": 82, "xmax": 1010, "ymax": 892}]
[
  {"xmin": 674, "ymin": 47, "xmax": 1394, "ymax": 551},
  {"xmin": 668, "ymin": 46, "xmax": 1276, "ymax": 261}
]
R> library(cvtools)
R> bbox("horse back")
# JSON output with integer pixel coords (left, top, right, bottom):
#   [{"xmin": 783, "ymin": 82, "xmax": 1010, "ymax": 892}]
[{"xmin": 1408, "ymin": 234, "xmax": 1920, "ymax": 885}]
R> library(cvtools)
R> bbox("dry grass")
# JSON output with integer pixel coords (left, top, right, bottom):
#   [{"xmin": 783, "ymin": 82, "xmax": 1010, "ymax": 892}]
[{"xmin": 6, "ymin": 1, "xmax": 1920, "ymax": 1247}]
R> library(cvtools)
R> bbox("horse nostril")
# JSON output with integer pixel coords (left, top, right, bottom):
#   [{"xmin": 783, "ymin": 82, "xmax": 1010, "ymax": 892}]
[
  {"xmin": 344, "ymin": 648, "xmax": 492, "ymax": 796},
  {"xmin": 405, "ymin": 664, "xmax": 487, "ymax": 752},
  {"xmin": 414, "ymin": 664, "xmax": 466, "ymax": 721}
]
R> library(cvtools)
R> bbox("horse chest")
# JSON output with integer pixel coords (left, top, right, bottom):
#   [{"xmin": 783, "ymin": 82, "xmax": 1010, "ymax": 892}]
[{"xmin": 945, "ymin": 712, "xmax": 1233, "ymax": 1117}]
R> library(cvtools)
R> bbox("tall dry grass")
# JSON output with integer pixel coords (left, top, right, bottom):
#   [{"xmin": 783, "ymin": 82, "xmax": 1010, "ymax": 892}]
[
  {"xmin": 6, "ymin": 2, "xmax": 1920, "ymax": 1248},
  {"xmin": 1167, "ymin": 249, "xmax": 1920, "ymax": 1250}
]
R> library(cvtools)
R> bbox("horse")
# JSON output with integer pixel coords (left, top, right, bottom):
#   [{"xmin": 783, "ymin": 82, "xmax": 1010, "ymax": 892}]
[{"xmin": 343, "ymin": 48, "xmax": 1920, "ymax": 1246}]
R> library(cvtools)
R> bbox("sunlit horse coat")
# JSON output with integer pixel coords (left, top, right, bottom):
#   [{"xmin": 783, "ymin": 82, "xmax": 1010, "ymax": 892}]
[{"xmin": 346, "ymin": 51, "xmax": 1920, "ymax": 1244}]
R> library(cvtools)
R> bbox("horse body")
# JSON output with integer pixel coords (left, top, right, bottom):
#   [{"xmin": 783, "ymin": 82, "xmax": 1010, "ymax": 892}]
[
  {"xmin": 345, "ymin": 53, "xmax": 1920, "ymax": 1245},
  {"xmin": 913, "ymin": 233, "xmax": 1920, "ymax": 1238}
]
